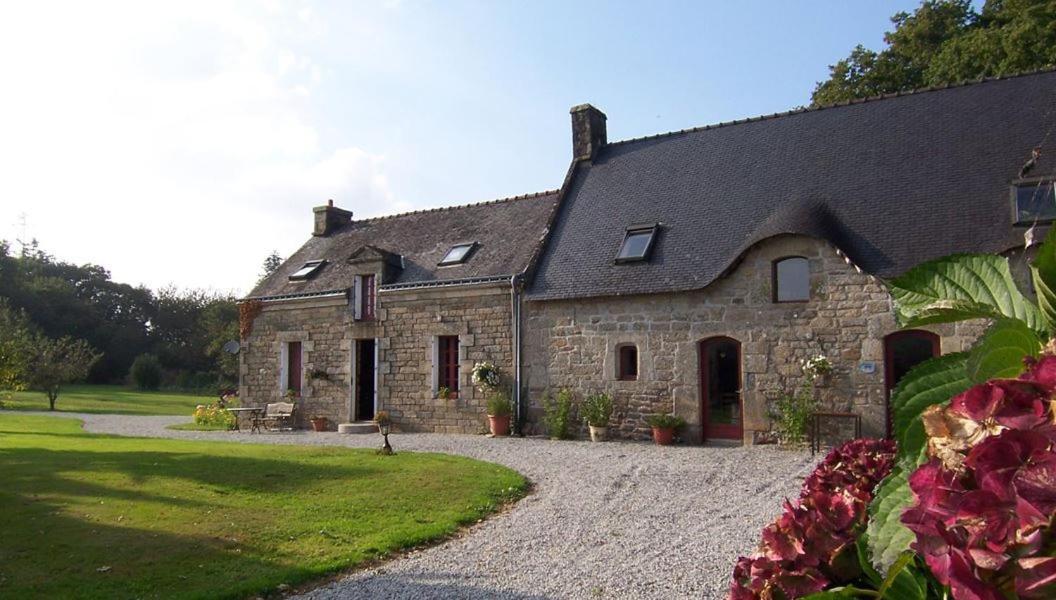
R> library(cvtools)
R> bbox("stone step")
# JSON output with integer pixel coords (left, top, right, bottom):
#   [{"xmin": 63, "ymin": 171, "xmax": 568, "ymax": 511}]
[{"xmin": 337, "ymin": 422, "xmax": 377, "ymax": 435}]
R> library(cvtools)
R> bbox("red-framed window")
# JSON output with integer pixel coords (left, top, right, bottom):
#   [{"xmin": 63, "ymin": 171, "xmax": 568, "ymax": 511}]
[
  {"xmin": 286, "ymin": 341, "xmax": 302, "ymax": 393},
  {"xmin": 438, "ymin": 335, "xmax": 459, "ymax": 394},
  {"xmin": 617, "ymin": 345, "xmax": 638, "ymax": 381},
  {"xmin": 360, "ymin": 274, "xmax": 376, "ymax": 320}
]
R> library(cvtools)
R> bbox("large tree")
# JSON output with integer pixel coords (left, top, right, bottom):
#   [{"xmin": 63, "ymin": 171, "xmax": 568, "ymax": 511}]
[{"xmin": 812, "ymin": 0, "xmax": 1056, "ymax": 105}]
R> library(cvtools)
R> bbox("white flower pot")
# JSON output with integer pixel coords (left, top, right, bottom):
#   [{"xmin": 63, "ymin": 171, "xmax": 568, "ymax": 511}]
[{"xmin": 589, "ymin": 425, "xmax": 608, "ymax": 442}]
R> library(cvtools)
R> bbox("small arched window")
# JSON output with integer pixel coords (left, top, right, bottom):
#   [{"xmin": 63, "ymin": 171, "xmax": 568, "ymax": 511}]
[
  {"xmin": 773, "ymin": 257, "xmax": 810, "ymax": 302},
  {"xmin": 617, "ymin": 345, "xmax": 638, "ymax": 381}
]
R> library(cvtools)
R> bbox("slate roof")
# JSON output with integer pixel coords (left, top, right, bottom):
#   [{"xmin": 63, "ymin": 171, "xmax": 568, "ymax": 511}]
[
  {"xmin": 527, "ymin": 70, "xmax": 1056, "ymax": 301},
  {"xmin": 249, "ymin": 191, "xmax": 559, "ymax": 299}
]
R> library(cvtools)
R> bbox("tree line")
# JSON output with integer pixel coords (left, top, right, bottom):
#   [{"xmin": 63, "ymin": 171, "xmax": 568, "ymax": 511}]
[
  {"xmin": 813, "ymin": 0, "xmax": 1056, "ymax": 105},
  {"xmin": 0, "ymin": 240, "xmax": 243, "ymax": 398}
]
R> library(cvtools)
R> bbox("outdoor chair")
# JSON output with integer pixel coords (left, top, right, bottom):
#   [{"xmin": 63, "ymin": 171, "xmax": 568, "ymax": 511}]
[{"xmin": 253, "ymin": 402, "xmax": 296, "ymax": 432}]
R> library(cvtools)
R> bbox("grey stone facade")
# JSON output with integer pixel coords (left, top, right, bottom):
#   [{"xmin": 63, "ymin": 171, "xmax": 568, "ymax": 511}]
[
  {"xmin": 240, "ymin": 281, "xmax": 514, "ymax": 434},
  {"xmin": 521, "ymin": 235, "xmax": 987, "ymax": 443}
]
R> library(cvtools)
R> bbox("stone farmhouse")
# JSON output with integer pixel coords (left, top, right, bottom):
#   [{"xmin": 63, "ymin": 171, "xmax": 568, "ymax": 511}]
[{"xmin": 242, "ymin": 70, "xmax": 1056, "ymax": 444}]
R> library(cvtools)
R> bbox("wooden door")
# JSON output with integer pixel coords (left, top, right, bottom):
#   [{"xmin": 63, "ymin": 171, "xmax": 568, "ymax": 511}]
[
  {"xmin": 699, "ymin": 337, "xmax": 743, "ymax": 441},
  {"xmin": 884, "ymin": 330, "xmax": 940, "ymax": 437}
]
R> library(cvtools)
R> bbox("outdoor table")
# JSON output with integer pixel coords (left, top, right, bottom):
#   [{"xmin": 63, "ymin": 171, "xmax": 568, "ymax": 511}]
[
  {"xmin": 226, "ymin": 407, "xmax": 264, "ymax": 432},
  {"xmin": 810, "ymin": 411, "xmax": 862, "ymax": 456}
]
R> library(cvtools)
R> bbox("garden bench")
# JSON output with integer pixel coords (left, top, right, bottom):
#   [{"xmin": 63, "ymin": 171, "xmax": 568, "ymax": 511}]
[{"xmin": 252, "ymin": 402, "xmax": 296, "ymax": 433}]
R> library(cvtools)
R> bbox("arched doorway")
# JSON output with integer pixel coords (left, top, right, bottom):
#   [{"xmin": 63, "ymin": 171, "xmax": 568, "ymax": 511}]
[
  {"xmin": 699, "ymin": 336, "xmax": 743, "ymax": 441},
  {"xmin": 884, "ymin": 330, "xmax": 940, "ymax": 437}
]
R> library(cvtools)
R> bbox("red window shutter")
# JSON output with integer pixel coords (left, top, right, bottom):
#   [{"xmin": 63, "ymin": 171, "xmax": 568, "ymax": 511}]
[
  {"xmin": 363, "ymin": 275, "xmax": 375, "ymax": 320},
  {"xmin": 438, "ymin": 336, "xmax": 459, "ymax": 393},
  {"xmin": 288, "ymin": 341, "xmax": 302, "ymax": 392}
]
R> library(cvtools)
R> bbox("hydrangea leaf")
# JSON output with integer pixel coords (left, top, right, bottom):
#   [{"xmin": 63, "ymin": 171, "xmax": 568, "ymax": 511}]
[
  {"xmin": 889, "ymin": 253, "xmax": 1042, "ymax": 332},
  {"xmin": 866, "ymin": 467, "xmax": 916, "ymax": 573},
  {"xmin": 877, "ymin": 552, "xmax": 927, "ymax": 600},
  {"xmin": 966, "ymin": 318, "xmax": 1041, "ymax": 383},
  {"xmin": 1031, "ymin": 226, "xmax": 1056, "ymax": 334},
  {"xmin": 890, "ymin": 352, "xmax": 972, "ymax": 447}
]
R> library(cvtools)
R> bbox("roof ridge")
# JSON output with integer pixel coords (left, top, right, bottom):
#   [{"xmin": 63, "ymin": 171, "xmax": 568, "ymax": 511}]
[
  {"xmin": 606, "ymin": 66, "xmax": 1056, "ymax": 149},
  {"xmin": 353, "ymin": 189, "xmax": 559, "ymax": 224}
]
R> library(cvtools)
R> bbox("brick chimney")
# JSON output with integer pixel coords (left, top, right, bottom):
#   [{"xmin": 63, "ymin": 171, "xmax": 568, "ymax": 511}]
[
  {"xmin": 313, "ymin": 199, "xmax": 353, "ymax": 236},
  {"xmin": 570, "ymin": 103, "xmax": 607, "ymax": 161}
]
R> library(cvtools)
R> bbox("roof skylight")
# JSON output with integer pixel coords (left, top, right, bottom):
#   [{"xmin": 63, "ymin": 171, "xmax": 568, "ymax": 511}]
[
  {"xmin": 616, "ymin": 224, "xmax": 658, "ymax": 263},
  {"xmin": 288, "ymin": 260, "xmax": 326, "ymax": 281},
  {"xmin": 439, "ymin": 242, "xmax": 477, "ymax": 266},
  {"xmin": 1013, "ymin": 179, "xmax": 1056, "ymax": 225}
]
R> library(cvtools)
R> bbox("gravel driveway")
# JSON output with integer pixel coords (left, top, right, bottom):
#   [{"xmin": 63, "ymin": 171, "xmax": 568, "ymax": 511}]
[{"xmin": 26, "ymin": 412, "xmax": 815, "ymax": 599}]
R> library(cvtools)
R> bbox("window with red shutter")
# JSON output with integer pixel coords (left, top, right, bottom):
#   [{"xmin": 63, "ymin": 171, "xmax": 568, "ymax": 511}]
[{"xmin": 437, "ymin": 335, "xmax": 459, "ymax": 394}]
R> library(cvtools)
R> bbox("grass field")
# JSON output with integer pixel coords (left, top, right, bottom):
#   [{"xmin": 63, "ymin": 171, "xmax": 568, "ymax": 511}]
[
  {"xmin": 0, "ymin": 414, "xmax": 526, "ymax": 599},
  {"xmin": 1, "ymin": 384, "xmax": 208, "ymax": 415}
]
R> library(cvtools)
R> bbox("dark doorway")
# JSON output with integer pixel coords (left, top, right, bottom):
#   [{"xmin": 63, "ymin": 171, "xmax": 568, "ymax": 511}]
[
  {"xmin": 356, "ymin": 339, "xmax": 376, "ymax": 421},
  {"xmin": 884, "ymin": 330, "xmax": 940, "ymax": 437},
  {"xmin": 699, "ymin": 336, "xmax": 743, "ymax": 441}
]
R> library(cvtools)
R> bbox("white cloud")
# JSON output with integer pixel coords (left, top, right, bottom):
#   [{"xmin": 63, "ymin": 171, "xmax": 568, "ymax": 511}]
[{"xmin": 0, "ymin": 1, "xmax": 399, "ymax": 294}]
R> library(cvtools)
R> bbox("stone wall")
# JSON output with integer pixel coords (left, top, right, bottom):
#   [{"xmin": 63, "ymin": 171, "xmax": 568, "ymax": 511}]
[
  {"xmin": 377, "ymin": 283, "xmax": 514, "ymax": 433},
  {"xmin": 521, "ymin": 235, "xmax": 988, "ymax": 443},
  {"xmin": 240, "ymin": 281, "xmax": 514, "ymax": 434}
]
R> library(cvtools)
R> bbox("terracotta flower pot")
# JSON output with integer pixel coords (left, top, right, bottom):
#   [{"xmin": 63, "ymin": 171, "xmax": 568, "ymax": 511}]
[
  {"xmin": 488, "ymin": 414, "xmax": 511, "ymax": 437},
  {"xmin": 310, "ymin": 417, "xmax": 329, "ymax": 432},
  {"xmin": 589, "ymin": 425, "xmax": 608, "ymax": 442},
  {"xmin": 652, "ymin": 426, "xmax": 675, "ymax": 446}
]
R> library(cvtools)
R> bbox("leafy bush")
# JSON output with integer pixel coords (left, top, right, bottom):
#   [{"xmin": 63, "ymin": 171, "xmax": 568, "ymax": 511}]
[
  {"xmin": 543, "ymin": 389, "xmax": 575, "ymax": 439},
  {"xmin": 774, "ymin": 384, "xmax": 817, "ymax": 445},
  {"xmin": 192, "ymin": 403, "xmax": 235, "ymax": 429},
  {"xmin": 130, "ymin": 353, "xmax": 162, "ymax": 390},
  {"xmin": 581, "ymin": 393, "xmax": 613, "ymax": 427},
  {"xmin": 646, "ymin": 413, "xmax": 686, "ymax": 429},
  {"xmin": 486, "ymin": 388, "xmax": 511, "ymax": 416},
  {"xmin": 730, "ymin": 439, "xmax": 897, "ymax": 598}
]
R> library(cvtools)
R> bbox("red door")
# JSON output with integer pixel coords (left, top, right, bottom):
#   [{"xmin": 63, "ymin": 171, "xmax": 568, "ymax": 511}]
[
  {"xmin": 699, "ymin": 337, "xmax": 743, "ymax": 441},
  {"xmin": 884, "ymin": 330, "xmax": 940, "ymax": 437},
  {"xmin": 287, "ymin": 341, "xmax": 302, "ymax": 394}
]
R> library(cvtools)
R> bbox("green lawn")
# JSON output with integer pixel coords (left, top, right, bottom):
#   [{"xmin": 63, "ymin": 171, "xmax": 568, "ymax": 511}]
[
  {"xmin": 1, "ymin": 384, "xmax": 208, "ymax": 415},
  {"xmin": 0, "ymin": 414, "xmax": 527, "ymax": 599}
]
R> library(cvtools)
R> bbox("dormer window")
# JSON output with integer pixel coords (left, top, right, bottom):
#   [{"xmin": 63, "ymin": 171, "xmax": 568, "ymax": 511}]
[
  {"xmin": 1013, "ymin": 179, "xmax": 1056, "ymax": 225},
  {"xmin": 289, "ymin": 260, "xmax": 326, "ymax": 281},
  {"xmin": 616, "ymin": 224, "xmax": 658, "ymax": 263},
  {"xmin": 439, "ymin": 242, "xmax": 477, "ymax": 266}
]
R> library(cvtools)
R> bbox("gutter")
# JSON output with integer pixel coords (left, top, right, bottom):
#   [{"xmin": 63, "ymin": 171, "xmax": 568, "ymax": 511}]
[{"xmin": 510, "ymin": 273, "xmax": 523, "ymax": 435}]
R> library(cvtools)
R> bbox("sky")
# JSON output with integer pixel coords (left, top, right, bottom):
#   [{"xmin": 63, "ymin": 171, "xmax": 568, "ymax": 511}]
[{"xmin": 0, "ymin": 0, "xmax": 924, "ymax": 295}]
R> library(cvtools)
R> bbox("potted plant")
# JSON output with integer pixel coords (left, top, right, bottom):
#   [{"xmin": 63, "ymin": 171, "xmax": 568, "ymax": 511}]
[
  {"xmin": 309, "ymin": 415, "xmax": 329, "ymax": 432},
  {"xmin": 582, "ymin": 392, "xmax": 613, "ymax": 442},
  {"xmin": 801, "ymin": 354, "xmax": 833, "ymax": 386},
  {"xmin": 486, "ymin": 389, "xmax": 512, "ymax": 436},
  {"xmin": 437, "ymin": 386, "xmax": 453, "ymax": 400},
  {"xmin": 646, "ymin": 413, "xmax": 685, "ymax": 446}
]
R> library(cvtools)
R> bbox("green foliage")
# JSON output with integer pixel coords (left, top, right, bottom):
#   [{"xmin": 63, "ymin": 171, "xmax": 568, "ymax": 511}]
[
  {"xmin": 18, "ymin": 333, "xmax": 101, "ymax": 411},
  {"xmin": 813, "ymin": 0, "xmax": 1056, "ymax": 105},
  {"xmin": 130, "ymin": 353, "xmax": 163, "ymax": 390},
  {"xmin": 888, "ymin": 253, "xmax": 1041, "ymax": 331},
  {"xmin": 0, "ymin": 299, "xmax": 31, "ymax": 390},
  {"xmin": 581, "ymin": 392, "xmax": 613, "ymax": 427},
  {"xmin": 260, "ymin": 250, "xmax": 283, "ymax": 283},
  {"xmin": 486, "ymin": 388, "xmax": 512, "ymax": 416},
  {"xmin": 0, "ymin": 413, "xmax": 527, "ymax": 599},
  {"xmin": 888, "ymin": 352, "xmax": 972, "ymax": 459},
  {"xmin": 866, "ymin": 467, "xmax": 917, "ymax": 573},
  {"xmin": 543, "ymin": 389, "xmax": 576, "ymax": 439},
  {"xmin": 774, "ymin": 383, "xmax": 817, "ymax": 445},
  {"xmin": 965, "ymin": 318, "xmax": 1041, "ymax": 382},
  {"xmin": 1031, "ymin": 224, "xmax": 1056, "ymax": 329},
  {"xmin": 1, "ymin": 384, "xmax": 208, "ymax": 415},
  {"xmin": 646, "ymin": 413, "xmax": 686, "ymax": 429},
  {"xmin": 192, "ymin": 403, "xmax": 235, "ymax": 429}
]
